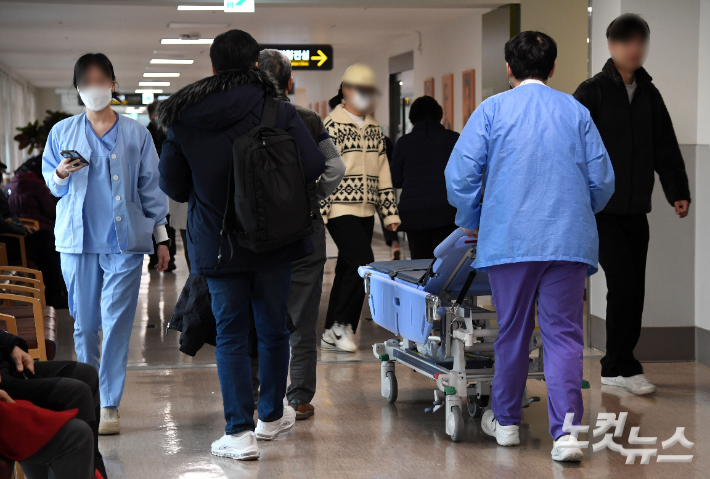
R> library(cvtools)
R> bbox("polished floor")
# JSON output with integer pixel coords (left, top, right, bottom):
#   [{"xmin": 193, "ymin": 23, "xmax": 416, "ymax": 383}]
[{"xmin": 54, "ymin": 233, "xmax": 709, "ymax": 478}]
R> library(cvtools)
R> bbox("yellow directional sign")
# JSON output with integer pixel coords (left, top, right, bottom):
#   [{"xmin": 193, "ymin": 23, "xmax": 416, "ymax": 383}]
[
  {"xmin": 260, "ymin": 44, "xmax": 334, "ymax": 71},
  {"xmin": 311, "ymin": 50, "xmax": 328, "ymax": 67}
]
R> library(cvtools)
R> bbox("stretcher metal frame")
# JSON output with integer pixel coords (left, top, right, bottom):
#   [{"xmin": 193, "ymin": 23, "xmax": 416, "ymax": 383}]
[{"xmin": 359, "ymin": 230, "xmax": 544, "ymax": 442}]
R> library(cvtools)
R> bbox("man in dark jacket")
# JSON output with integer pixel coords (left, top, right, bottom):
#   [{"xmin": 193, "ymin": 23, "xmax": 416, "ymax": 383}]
[
  {"xmin": 390, "ymin": 95, "xmax": 459, "ymax": 259},
  {"xmin": 157, "ymin": 29, "xmax": 325, "ymax": 460},
  {"xmin": 574, "ymin": 14, "xmax": 691, "ymax": 396},
  {"xmin": 0, "ymin": 330, "xmax": 107, "ymax": 478}
]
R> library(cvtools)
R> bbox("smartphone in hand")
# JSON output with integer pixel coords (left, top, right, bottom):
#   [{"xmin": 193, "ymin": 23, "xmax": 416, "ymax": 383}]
[{"xmin": 60, "ymin": 150, "xmax": 89, "ymax": 168}]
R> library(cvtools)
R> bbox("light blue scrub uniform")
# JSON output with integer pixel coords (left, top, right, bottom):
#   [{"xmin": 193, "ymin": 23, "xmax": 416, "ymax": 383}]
[{"xmin": 42, "ymin": 112, "xmax": 168, "ymax": 408}]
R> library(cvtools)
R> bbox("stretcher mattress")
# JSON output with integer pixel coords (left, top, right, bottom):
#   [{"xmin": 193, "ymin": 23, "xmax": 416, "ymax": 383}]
[{"xmin": 360, "ymin": 230, "xmax": 493, "ymax": 343}]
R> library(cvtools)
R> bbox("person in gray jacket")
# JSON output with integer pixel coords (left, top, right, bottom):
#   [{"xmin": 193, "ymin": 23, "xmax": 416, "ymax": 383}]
[{"xmin": 257, "ymin": 49, "xmax": 346, "ymax": 419}]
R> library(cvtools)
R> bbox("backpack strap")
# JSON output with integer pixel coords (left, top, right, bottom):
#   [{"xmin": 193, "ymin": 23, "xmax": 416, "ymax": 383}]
[{"xmin": 260, "ymin": 95, "xmax": 279, "ymax": 128}]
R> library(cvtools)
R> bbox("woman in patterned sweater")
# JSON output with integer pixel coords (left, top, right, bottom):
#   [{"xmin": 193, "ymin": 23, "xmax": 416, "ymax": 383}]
[{"xmin": 320, "ymin": 63, "xmax": 400, "ymax": 353}]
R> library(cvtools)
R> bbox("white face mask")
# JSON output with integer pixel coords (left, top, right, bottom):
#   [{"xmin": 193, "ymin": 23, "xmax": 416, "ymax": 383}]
[
  {"xmin": 349, "ymin": 90, "xmax": 373, "ymax": 114},
  {"xmin": 78, "ymin": 86, "xmax": 113, "ymax": 112}
]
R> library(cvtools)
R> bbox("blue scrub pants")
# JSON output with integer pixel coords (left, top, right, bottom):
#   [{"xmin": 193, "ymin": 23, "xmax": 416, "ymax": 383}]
[{"xmin": 60, "ymin": 253, "xmax": 144, "ymax": 408}]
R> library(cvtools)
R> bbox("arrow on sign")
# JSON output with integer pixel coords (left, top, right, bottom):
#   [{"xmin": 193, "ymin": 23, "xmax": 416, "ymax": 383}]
[{"xmin": 310, "ymin": 50, "xmax": 328, "ymax": 67}]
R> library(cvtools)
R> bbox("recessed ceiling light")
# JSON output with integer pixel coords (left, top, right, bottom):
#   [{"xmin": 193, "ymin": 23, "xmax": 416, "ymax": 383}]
[
  {"xmin": 168, "ymin": 22, "xmax": 230, "ymax": 29},
  {"xmin": 177, "ymin": 5, "xmax": 223, "ymax": 10},
  {"xmin": 143, "ymin": 73, "xmax": 180, "ymax": 78},
  {"xmin": 151, "ymin": 59, "xmax": 194, "ymax": 64},
  {"xmin": 139, "ymin": 81, "xmax": 170, "ymax": 87},
  {"xmin": 161, "ymin": 38, "xmax": 214, "ymax": 45},
  {"xmin": 136, "ymin": 89, "xmax": 164, "ymax": 93}
]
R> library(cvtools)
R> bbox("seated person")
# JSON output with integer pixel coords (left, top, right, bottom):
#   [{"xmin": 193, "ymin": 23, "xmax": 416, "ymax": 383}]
[
  {"xmin": 0, "ymin": 388, "xmax": 94, "ymax": 479},
  {"xmin": 446, "ymin": 31, "xmax": 614, "ymax": 462},
  {"xmin": 0, "ymin": 178, "xmax": 66, "ymax": 308},
  {"xmin": 7, "ymin": 156, "xmax": 57, "ymax": 232},
  {"xmin": 0, "ymin": 329, "xmax": 107, "ymax": 478}
]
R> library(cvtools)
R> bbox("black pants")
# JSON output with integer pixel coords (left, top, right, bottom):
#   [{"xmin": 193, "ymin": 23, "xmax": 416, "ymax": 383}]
[
  {"xmin": 325, "ymin": 215, "xmax": 374, "ymax": 332},
  {"xmin": 406, "ymin": 224, "xmax": 458, "ymax": 260},
  {"xmin": 20, "ymin": 418, "xmax": 94, "ymax": 479},
  {"xmin": 596, "ymin": 213, "xmax": 649, "ymax": 378},
  {"xmin": 0, "ymin": 361, "xmax": 107, "ymax": 478}
]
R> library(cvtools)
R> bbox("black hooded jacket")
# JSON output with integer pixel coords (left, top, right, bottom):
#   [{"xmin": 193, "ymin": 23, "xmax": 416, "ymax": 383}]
[
  {"xmin": 574, "ymin": 59, "xmax": 690, "ymax": 215},
  {"xmin": 157, "ymin": 68, "xmax": 325, "ymax": 276}
]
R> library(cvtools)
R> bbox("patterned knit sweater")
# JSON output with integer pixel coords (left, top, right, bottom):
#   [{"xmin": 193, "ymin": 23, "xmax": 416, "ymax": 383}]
[{"xmin": 320, "ymin": 105, "xmax": 400, "ymax": 226}]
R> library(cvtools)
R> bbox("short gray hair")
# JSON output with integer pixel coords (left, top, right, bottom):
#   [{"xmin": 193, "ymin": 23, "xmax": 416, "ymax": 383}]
[{"xmin": 258, "ymin": 49, "xmax": 292, "ymax": 95}]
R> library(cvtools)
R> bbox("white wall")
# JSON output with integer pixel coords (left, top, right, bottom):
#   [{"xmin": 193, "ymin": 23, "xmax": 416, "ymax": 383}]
[
  {"xmin": 695, "ymin": 0, "xmax": 710, "ymax": 331},
  {"xmin": 292, "ymin": 9, "xmax": 487, "ymax": 136}
]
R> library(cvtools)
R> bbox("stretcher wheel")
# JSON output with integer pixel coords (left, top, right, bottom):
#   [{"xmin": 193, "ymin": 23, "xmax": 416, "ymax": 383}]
[
  {"xmin": 384, "ymin": 372, "xmax": 398, "ymax": 403},
  {"xmin": 449, "ymin": 406, "xmax": 464, "ymax": 442},
  {"xmin": 467, "ymin": 395, "xmax": 489, "ymax": 418}
]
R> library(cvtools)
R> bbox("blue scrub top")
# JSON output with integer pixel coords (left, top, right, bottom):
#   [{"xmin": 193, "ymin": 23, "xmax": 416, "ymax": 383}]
[{"xmin": 83, "ymin": 113, "xmax": 121, "ymax": 253}]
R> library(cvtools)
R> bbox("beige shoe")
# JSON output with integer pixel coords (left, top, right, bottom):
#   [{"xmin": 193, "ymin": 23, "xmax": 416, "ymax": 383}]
[{"xmin": 99, "ymin": 407, "xmax": 120, "ymax": 435}]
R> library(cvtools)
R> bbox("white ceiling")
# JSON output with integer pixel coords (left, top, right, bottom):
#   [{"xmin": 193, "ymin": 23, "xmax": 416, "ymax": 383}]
[{"xmin": 0, "ymin": 1, "xmax": 499, "ymax": 92}]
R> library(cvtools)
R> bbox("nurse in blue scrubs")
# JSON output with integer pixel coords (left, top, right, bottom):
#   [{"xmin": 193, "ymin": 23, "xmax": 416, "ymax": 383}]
[{"xmin": 42, "ymin": 53, "xmax": 169, "ymax": 435}]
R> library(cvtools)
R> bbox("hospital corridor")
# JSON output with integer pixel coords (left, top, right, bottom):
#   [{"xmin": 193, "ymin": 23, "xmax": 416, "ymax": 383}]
[{"xmin": 0, "ymin": 1, "xmax": 709, "ymax": 478}]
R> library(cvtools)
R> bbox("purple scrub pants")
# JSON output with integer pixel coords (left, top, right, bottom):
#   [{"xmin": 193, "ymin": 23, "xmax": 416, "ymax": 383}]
[{"xmin": 487, "ymin": 260, "xmax": 587, "ymax": 439}]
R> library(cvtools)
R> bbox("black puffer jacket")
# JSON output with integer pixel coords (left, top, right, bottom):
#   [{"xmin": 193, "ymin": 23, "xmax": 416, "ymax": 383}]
[
  {"xmin": 574, "ymin": 59, "xmax": 690, "ymax": 215},
  {"xmin": 167, "ymin": 274, "xmax": 216, "ymax": 356}
]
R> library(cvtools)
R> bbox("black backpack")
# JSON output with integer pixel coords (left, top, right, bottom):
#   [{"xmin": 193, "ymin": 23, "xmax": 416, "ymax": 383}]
[{"xmin": 217, "ymin": 95, "xmax": 313, "ymax": 263}]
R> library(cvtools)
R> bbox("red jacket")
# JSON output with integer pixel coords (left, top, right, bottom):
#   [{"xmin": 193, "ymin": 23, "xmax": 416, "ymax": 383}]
[{"xmin": 0, "ymin": 400, "xmax": 76, "ymax": 461}]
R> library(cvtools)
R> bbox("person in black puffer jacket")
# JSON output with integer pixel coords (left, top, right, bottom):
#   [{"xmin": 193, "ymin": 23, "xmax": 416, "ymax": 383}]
[
  {"xmin": 573, "ymin": 14, "xmax": 691, "ymax": 397},
  {"xmin": 390, "ymin": 96, "xmax": 459, "ymax": 259}
]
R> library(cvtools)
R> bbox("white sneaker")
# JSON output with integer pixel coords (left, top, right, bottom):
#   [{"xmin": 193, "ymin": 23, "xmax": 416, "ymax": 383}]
[
  {"xmin": 211, "ymin": 431, "xmax": 260, "ymax": 461},
  {"xmin": 480, "ymin": 409, "xmax": 519, "ymax": 446},
  {"xmin": 551, "ymin": 435, "xmax": 584, "ymax": 462},
  {"xmin": 254, "ymin": 405, "xmax": 296, "ymax": 441},
  {"xmin": 98, "ymin": 407, "xmax": 120, "ymax": 435},
  {"xmin": 321, "ymin": 323, "xmax": 357, "ymax": 353},
  {"xmin": 601, "ymin": 374, "xmax": 656, "ymax": 395}
]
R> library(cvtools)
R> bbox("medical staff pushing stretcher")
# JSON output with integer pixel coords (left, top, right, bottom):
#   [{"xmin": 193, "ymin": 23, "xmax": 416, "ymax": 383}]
[
  {"xmin": 42, "ymin": 53, "xmax": 170, "ymax": 435},
  {"xmin": 446, "ymin": 32, "xmax": 615, "ymax": 462}
]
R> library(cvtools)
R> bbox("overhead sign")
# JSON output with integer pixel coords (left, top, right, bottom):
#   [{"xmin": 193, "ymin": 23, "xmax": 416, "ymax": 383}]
[
  {"xmin": 260, "ymin": 44, "xmax": 333, "ymax": 71},
  {"xmin": 78, "ymin": 93, "xmax": 170, "ymax": 107},
  {"xmin": 224, "ymin": 0, "xmax": 255, "ymax": 12}
]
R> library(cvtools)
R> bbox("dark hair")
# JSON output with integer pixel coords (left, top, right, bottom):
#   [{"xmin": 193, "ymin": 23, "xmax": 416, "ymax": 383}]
[
  {"xmin": 328, "ymin": 83, "xmax": 344, "ymax": 110},
  {"xmin": 409, "ymin": 96, "xmax": 443, "ymax": 124},
  {"xmin": 72, "ymin": 53, "xmax": 116, "ymax": 91},
  {"xmin": 606, "ymin": 14, "xmax": 650, "ymax": 42},
  {"xmin": 258, "ymin": 49, "xmax": 292, "ymax": 95},
  {"xmin": 210, "ymin": 29, "xmax": 260, "ymax": 73},
  {"xmin": 147, "ymin": 100, "xmax": 160, "ymax": 117},
  {"xmin": 504, "ymin": 31, "xmax": 557, "ymax": 81}
]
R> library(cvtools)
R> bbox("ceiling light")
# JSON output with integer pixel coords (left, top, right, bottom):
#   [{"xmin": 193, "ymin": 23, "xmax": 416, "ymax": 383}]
[
  {"xmin": 177, "ymin": 5, "xmax": 223, "ymax": 10},
  {"xmin": 168, "ymin": 22, "xmax": 230, "ymax": 29},
  {"xmin": 136, "ymin": 89, "xmax": 164, "ymax": 93},
  {"xmin": 162, "ymin": 38, "xmax": 214, "ymax": 45},
  {"xmin": 139, "ymin": 81, "xmax": 170, "ymax": 87},
  {"xmin": 143, "ymin": 73, "xmax": 180, "ymax": 78},
  {"xmin": 151, "ymin": 59, "xmax": 194, "ymax": 65}
]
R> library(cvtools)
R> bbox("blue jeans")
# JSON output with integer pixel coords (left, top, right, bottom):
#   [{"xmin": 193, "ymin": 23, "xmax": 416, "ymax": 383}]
[{"xmin": 207, "ymin": 262, "xmax": 292, "ymax": 435}]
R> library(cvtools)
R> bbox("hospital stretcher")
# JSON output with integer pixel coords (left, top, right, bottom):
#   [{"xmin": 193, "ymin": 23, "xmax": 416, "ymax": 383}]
[{"xmin": 358, "ymin": 229, "xmax": 544, "ymax": 442}]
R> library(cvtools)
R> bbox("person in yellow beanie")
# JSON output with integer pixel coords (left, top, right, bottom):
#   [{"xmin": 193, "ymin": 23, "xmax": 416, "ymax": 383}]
[{"xmin": 321, "ymin": 63, "xmax": 400, "ymax": 353}]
